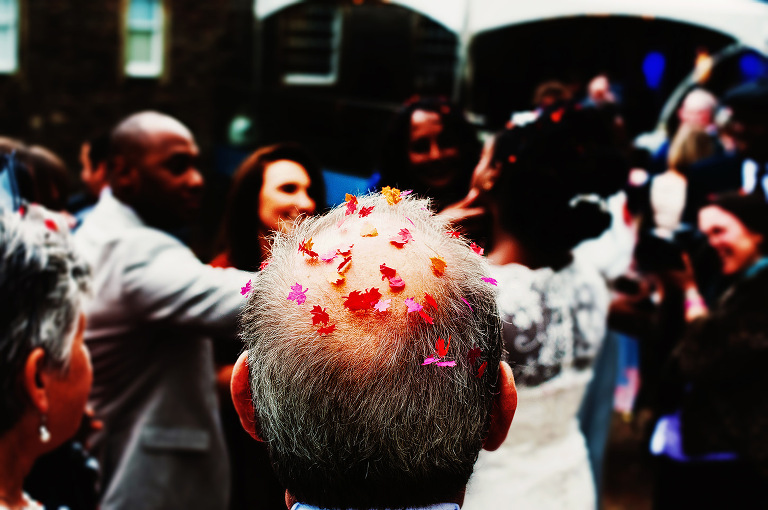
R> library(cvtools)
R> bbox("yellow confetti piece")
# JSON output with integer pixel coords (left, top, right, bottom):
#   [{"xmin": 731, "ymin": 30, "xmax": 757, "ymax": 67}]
[
  {"xmin": 360, "ymin": 222, "xmax": 378, "ymax": 237},
  {"xmin": 430, "ymin": 256, "xmax": 447, "ymax": 276},
  {"xmin": 328, "ymin": 273, "xmax": 345, "ymax": 285},
  {"xmin": 381, "ymin": 186, "xmax": 402, "ymax": 205}
]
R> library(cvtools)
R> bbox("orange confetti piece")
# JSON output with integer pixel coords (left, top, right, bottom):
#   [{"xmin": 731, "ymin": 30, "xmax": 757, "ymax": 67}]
[
  {"xmin": 430, "ymin": 256, "xmax": 447, "ymax": 276},
  {"xmin": 381, "ymin": 186, "xmax": 402, "ymax": 205},
  {"xmin": 299, "ymin": 238, "xmax": 318, "ymax": 258},
  {"xmin": 337, "ymin": 256, "xmax": 352, "ymax": 274},
  {"xmin": 360, "ymin": 222, "xmax": 378, "ymax": 237}
]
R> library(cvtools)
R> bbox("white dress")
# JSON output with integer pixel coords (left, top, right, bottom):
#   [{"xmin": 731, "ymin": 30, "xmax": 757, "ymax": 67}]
[{"xmin": 463, "ymin": 260, "xmax": 609, "ymax": 510}]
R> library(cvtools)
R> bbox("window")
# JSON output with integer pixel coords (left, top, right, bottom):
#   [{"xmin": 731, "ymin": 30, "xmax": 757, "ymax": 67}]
[
  {"xmin": 125, "ymin": 0, "xmax": 164, "ymax": 77},
  {"xmin": 0, "ymin": 0, "xmax": 19, "ymax": 74},
  {"xmin": 279, "ymin": 4, "xmax": 341, "ymax": 86}
]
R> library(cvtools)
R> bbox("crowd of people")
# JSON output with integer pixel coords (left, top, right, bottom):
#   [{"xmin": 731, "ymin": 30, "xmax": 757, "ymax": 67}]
[{"xmin": 0, "ymin": 74, "xmax": 767, "ymax": 510}]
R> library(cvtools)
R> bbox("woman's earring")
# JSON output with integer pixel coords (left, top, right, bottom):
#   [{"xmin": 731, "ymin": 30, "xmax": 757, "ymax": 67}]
[{"xmin": 39, "ymin": 416, "xmax": 51, "ymax": 443}]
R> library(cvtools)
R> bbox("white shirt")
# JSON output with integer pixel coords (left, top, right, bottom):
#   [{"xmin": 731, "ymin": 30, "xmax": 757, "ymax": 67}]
[{"xmin": 741, "ymin": 159, "xmax": 768, "ymax": 197}]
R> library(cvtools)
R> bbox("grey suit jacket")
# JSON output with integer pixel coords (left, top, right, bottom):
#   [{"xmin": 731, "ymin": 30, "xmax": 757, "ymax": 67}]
[{"xmin": 75, "ymin": 190, "xmax": 251, "ymax": 510}]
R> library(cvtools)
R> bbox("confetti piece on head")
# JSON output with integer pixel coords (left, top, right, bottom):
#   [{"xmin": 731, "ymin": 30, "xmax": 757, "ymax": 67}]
[
  {"xmin": 401, "ymin": 190, "xmax": 413, "ymax": 197},
  {"xmin": 320, "ymin": 249, "xmax": 338, "ymax": 263},
  {"xmin": 470, "ymin": 242, "xmax": 484, "ymax": 256},
  {"xmin": 430, "ymin": 256, "xmax": 447, "ymax": 276},
  {"xmin": 417, "ymin": 309, "xmax": 434, "ymax": 324},
  {"xmin": 424, "ymin": 293, "xmax": 437, "ymax": 310},
  {"xmin": 359, "ymin": 206, "xmax": 374, "ymax": 218},
  {"xmin": 317, "ymin": 324, "xmax": 336, "ymax": 335},
  {"xmin": 240, "ymin": 280, "xmax": 251, "ymax": 296},
  {"xmin": 345, "ymin": 194, "xmax": 358, "ymax": 216},
  {"xmin": 360, "ymin": 222, "xmax": 378, "ymax": 237},
  {"xmin": 551, "ymin": 108, "xmax": 564, "ymax": 123},
  {"xmin": 259, "ymin": 259, "xmax": 271, "ymax": 270},
  {"xmin": 343, "ymin": 288, "xmax": 382, "ymax": 311},
  {"xmin": 436, "ymin": 336, "xmax": 451, "ymax": 357},
  {"xmin": 481, "ymin": 277, "xmax": 498, "ymax": 286},
  {"xmin": 476, "ymin": 361, "xmax": 487, "ymax": 378},
  {"xmin": 406, "ymin": 216, "xmax": 415, "ymax": 226},
  {"xmin": 381, "ymin": 186, "xmax": 402, "ymax": 205},
  {"xmin": 44, "ymin": 219, "xmax": 58, "ymax": 232},
  {"xmin": 287, "ymin": 283, "xmax": 308, "ymax": 305},
  {"xmin": 461, "ymin": 297, "xmax": 473, "ymax": 311},
  {"xmin": 337, "ymin": 256, "xmax": 352, "ymax": 274},
  {"xmin": 379, "ymin": 263, "xmax": 397, "ymax": 280},
  {"xmin": 447, "ymin": 230, "xmax": 461, "ymax": 238},
  {"xmin": 388, "ymin": 276, "xmax": 405, "ymax": 290},
  {"xmin": 328, "ymin": 273, "xmax": 345, "ymax": 285},
  {"xmin": 467, "ymin": 347, "xmax": 482, "ymax": 366},
  {"xmin": 436, "ymin": 360, "xmax": 457, "ymax": 367},
  {"xmin": 337, "ymin": 245, "xmax": 353, "ymax": 257},
  {"xmin": 299, "ymin": 238, "xmax": 319, "ymax": 258},
  {"xmin": 404, "ymin": 298, "xmax": 422, "ymax": 313},
  {"xmin": 310, "ymin": 305, "xmax": 330, "ymax": 325},
  {"xmin": 422, "ymin": 356, "xmax": 438, "ymax": 366},
  {"xmin": 374, "ymin": 298, "xmax": 391, "ymax": 312},
  {"xmin": 389, "ymin": 228, "xmax": 413, "ymax": 247}
]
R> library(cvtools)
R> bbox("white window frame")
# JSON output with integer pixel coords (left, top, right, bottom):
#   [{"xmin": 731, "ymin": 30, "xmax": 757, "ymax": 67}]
[
  {"xmin": 124, "ymin": 0, "xmax": 165, "ymax": 78},
  {"xmin": 282, "ymin": 6, "xmax": 341, "ymax": 86},
  {"xmin": 0, "ymin": 0, "xmax": 20, "ymax": 74}
]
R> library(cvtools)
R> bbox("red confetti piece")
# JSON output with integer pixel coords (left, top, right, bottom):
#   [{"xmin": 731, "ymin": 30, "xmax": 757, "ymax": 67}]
[
  {"xmin": 381, "ymin": 186, "xmax": 402, "ymax": 205},
  {"xmin": 287, "ymin": 283, "xmax": 308, "ymax": 305},
  {"xmin": 240, "ymin": 280, "xmax": 251, "ymax": 296},
  {"xmin": 481, "ymin": 277, "xmax": 498, "ymax": 286},
  {"xmin": 343, "ymin": 287, "xmax": 381, "ymax": 311},
  {"xmin": 317, "ymin": 323, "xmax": 336, "ymax": 335},
  {"xmin": 388, "ymin": 276, "xmax": 405, "ymax": 290},
  {"xmin": 389, "ymin": 228, "xmax": 413, "ymax": 247},
  {"xmin": 467, "ymin": 347, "xmax": 482, "ymax": 366},
  {"xmin": 310, "ymin": 305, "xmax": 330, "ymax": 326},
  {"xmin": 550, "ymin": 108, "xmax": 564, "ymax": 123},
  {"xmin": 374, "ymin": 298, "xmax": 391, "ymax": 312},
  {"xmin": 360, "ymin": 223, "xmax": 378, "ymax": 237},
  {"xmin": 424, "ymin": 293, "xmax": 437, "ymax": 310},
  {"xmin": 345, "ymin": 194, "xmax": 358, "ymax": 216},
  {"xmin": 259, "ymin": 259, "xmax": 271, "ymax": 270},
  {"xmin": 476, "ymin": 361, "xmax": 487, "ymax": 378},
  {"xmin": 430, "ymin": 256, "xmax": 447, "ymax": 276},
  {"xmin": 328, "ymin": 273, "xmax": 345, "ymax": 285},
  {"xmin": 436, "ymin": 336, "xmax": 451, "ymax": 357},
  {"xmin": 461, "ymin": 297, "xmax": 473, "ymax": 311},
  {"xmin": 359, "ymin": 206, "xmax": 374, "ymax": 218},
  {"xmin": 418, "ymin": 309, "xmax": 434, "ymax": 324},
  {"xmin": 337, "ymin": 256, "xmax": 352, "ymax": 274},
  {"xmin": 337, "ymin": 244, "xmax": 354, "ymax": 257},
  {"xmin": 379, "ymin": 263, "xmax": 397, "ymax": 280},
  {"xmin": 404, "ymin": 298, "xmax": 422, "ymax": 313},
  {"xmin": 44, "ymin": 219, "xmax": 58, "ymax": 232},
  {"xmin": 470, "ymin": 242, "xmax": 484, "ymax": 256},
  {"xmin": 447, "ymin": 230, "xmax": 461, "ymax": 238},
  {"xmin": 508, "ymin": 155, "xmax": 517, "ymax": 163},
  {"xmin": 299, "ymin": 238, "xmax": 318, "ymax": 258}
]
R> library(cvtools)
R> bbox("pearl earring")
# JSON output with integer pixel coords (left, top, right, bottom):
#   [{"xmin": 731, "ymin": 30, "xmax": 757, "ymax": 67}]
[{"xmin": 39, "ymin": 416, "xmax": 51, "ymax": 443}]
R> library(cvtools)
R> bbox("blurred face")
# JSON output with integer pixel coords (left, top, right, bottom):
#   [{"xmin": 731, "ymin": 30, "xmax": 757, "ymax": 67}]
[
  {"xmin": 79, "ymin": 142, "xmax": 106, "ymax": 198},
  {"xmin": 699, "ymin": 205, "xmax": 764, "ymax": 275},
  {"xmin": 47, "ymin": 313, "xmax": 92, "ymax": 447},
  {"xmin": 258, "ymin": 159, "xmax": 315, "ymax": 233},
  {"xmin": 134, "ymin": 126, "xmax": 204, "ymax": 227},
  {"xmin": 408, "ymin": 109, "xmax": 461, "ymax": 189}
]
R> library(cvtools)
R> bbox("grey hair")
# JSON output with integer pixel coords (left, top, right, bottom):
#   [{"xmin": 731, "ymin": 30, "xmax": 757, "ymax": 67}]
[
  {"xmin": 240, "ymin": 193, "xmax": 502, "ymax": 509},
  {"xmin": 0, "ymin": 205, "xmax": 91, "ymax": 433}
]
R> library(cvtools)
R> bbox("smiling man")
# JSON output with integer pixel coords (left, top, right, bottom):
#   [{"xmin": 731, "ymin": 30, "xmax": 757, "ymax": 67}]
[
  {"xmin": 75, "ymin": 111, "xmax": 251, "ymax": 510},
  {"xmin": 232, "ymin": 192, "xmax": 517, "ymax": 510}
]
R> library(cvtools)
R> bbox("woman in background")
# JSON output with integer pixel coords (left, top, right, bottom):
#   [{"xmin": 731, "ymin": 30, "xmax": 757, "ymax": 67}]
[
  {"xmin": 461, "ymin": 104, "xmax": 628, "ymax": 510},
  {"xmin": 0, "ymin": 206, "xmax": 92, "ymax": 510}
]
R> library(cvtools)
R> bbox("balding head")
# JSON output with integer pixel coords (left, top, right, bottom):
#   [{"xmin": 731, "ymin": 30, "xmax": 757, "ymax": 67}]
[
  {"xmin": 235, "ymin": 192, "xmax": 515, "ymax": 509},
  {"xmin": 679, "ymin": 89, "xmax": 718, "ymax": 129},
  {"xmin": 107, "ymin": 111, "xmax": 203, "ymax": 230}
]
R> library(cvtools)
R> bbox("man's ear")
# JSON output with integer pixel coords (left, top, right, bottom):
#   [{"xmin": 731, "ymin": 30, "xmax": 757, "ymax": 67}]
[
  {"xmin": 110, "ymin": 156, "xmax": 139, "ymax": 196},
  {"xmin": 483, "ymin": 361, "xmax": 517, "ymax": 451},
  {"xmin": 23, "ymin": 347, "xmax": 50, "ymax": 415},
  {"xmin": 231, "ymin": 351, "xmax": 263, "ymax": 442}
]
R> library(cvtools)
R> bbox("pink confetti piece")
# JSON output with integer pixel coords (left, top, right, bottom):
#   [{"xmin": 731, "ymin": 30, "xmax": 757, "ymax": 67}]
[
  {"xmin": 436, "ymin": 360, "xmax": 457, "ymax": 367},
  {"xmin": 287, "ymin": 283, "xmax": 308, "ymax": 305},
  {"xmin": 404, "ymin": 298, "xmax": 422, "ymax": 313},
  {"xmin": 259, "ymin": 259, "xmax": 271, "ymax": 270},
  {"xmin": 461, "ymin": 297, "xmax": 473, "ymax": 311},
  {"xmin": 422, "ymin": 356, "xmax": 438, "ymax": 366},
  {"xmin": 345, "ymin": 194, "xmax": 358, "ymax": 216},
  {"xmin": 470, "ymin": 242, "xmax": 484, "ymax": 256},
  {"xmin": 406, "ymin": 216, "xmax": 415, "ymax": 226},
  {"xmin": 401, "ymin": 189, "xmax": 413, "ymax": 196},
  {"xmin": 240, "ymin": 280, "xmax": 251, "ymax": 296},
  {"xmin": 374, "ymin": 298, "xmax": 391, "ymax": 312},
  {"xmin": 389, "ymin": 228, "xmax": 413, "ymax": 247},
  {"xmin": 481, "ymin": 277, "xmax": 498, "ymax": 286},
  {"xmin": 320, "ymin": 249, "xmax": 338, "ymax": 262},
  {"xmin": 388, "ymin": 276, "xmax": 405, "ymax": 290}
]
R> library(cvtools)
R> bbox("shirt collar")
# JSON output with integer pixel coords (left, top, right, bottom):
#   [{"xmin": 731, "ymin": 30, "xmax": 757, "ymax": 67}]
[{"xmin": 292, "ymin": 502, "xmax": 461, "ymax": 510}]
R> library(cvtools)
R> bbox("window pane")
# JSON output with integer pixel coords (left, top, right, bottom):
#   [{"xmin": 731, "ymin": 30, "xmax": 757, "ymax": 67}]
[
  {"xmin": 0, "ymin": 0, "xmax": 15, "ymax": 21},
  {"xmin": 128, "ymin": 31, "xmax": 153, "ymax": 63},
  {"xmin": 128, "ymin": 0, "xmax": 156, "ymax": 23}
]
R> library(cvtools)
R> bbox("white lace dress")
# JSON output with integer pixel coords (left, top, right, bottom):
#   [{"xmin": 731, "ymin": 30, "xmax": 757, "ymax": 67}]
[{"xmin": 463, "ymin": 260, "xmax": 609, "ymax": 510}]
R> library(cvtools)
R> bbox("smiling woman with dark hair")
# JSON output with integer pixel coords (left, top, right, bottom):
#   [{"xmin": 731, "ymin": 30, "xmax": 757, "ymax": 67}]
[{"xmin": 0, "ymin": 205, "xmax": 92, "ymax": 510}]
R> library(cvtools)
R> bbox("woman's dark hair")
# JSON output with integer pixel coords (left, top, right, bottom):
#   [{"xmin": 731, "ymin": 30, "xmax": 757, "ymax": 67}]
[
  {"xmin": 379, "ymin": 97, "xmax": 481, "ymax": 210},
  {"xmin": 706, "ymin": 192, "xmax": 768, "ymax": 252},
  {"xmin": 216, "ymin": 143, "xmax": 326, "ymax": 271},
  {"xmin": 490, "ymin": 103, "xmax": 629, "ymax": 258}
]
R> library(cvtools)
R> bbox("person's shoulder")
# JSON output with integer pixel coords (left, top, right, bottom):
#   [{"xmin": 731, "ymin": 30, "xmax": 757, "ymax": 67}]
[{"xmin": 688, "ymin": 153, "xmax": 743, "ymax": 181}]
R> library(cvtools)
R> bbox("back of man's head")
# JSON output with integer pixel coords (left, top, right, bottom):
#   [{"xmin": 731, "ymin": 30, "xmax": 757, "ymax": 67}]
[
  {"xmin": 236, "ymin": 191, "xmax": 515, "ymax": 509},
  {"xmin": 679, "ymin": 88, "xmax": 717, "ymax": 129}
]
